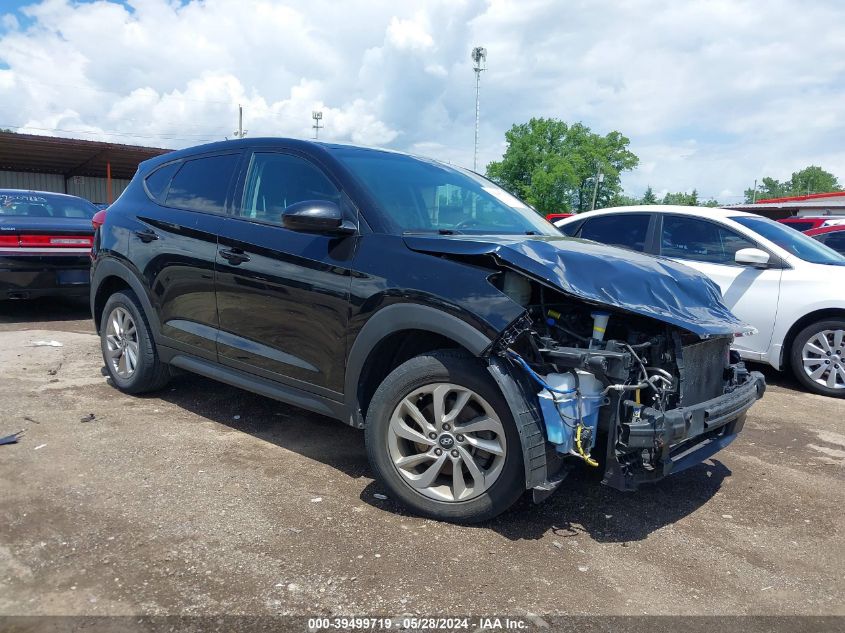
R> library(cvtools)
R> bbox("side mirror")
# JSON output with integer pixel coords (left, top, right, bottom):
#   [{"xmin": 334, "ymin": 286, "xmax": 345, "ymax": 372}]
[
  {"xmin": 282, "ymin": 200, "xmax": 355, "ymax": 234},
  {"xmin": 734, "ymin": 247, "xmax": 770, "ymax": 267}
]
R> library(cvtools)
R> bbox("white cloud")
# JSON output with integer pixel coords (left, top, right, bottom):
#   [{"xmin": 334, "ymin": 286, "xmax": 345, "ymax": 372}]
[
  {"xmin": 1, "ymin": 0, "xmax": 844, "ymax": 202},
  {"xmin": 386, "ymin": 13, "xmax": 435, "ymax": 51}
]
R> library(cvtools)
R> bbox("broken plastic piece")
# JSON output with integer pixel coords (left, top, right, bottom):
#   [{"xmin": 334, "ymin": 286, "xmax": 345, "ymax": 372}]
[
  {"xmin": 30, "ymin": 340, "xmax": 63, "ymax": 347},
  {"xmin": 0, "ymin": 430, "xmax": 24, "ymax": 446}
]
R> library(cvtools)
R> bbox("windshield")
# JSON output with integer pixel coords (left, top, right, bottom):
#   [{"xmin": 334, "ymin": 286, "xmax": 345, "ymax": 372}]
[
  {"xmin": 0, "ymin": 192, "xmax": 97, "ymax": 219},
  {"xmin": 732, "ymin": 215, "xmax": 845, "ymax": 265},
  {"xmin": 334, "ymin": 149, "xmax": 558, "ymax": 236}
]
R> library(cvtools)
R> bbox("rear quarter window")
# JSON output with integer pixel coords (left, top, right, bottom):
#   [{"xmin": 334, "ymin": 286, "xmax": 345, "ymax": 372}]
[{"xmin": 144, "ymin": 161, "xmax": 181, "ymax": 202}]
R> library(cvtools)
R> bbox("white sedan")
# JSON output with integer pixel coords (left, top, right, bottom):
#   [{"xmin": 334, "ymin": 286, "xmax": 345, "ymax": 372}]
[{"xmin": 556, "ymin": 205, "xmax": 845, "ymax": 397}]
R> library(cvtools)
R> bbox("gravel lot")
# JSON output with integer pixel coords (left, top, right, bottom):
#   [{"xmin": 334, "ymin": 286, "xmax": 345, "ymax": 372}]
[{"xmin": 0, "ymin": 299, "xmax": 843, "ymax": 617}]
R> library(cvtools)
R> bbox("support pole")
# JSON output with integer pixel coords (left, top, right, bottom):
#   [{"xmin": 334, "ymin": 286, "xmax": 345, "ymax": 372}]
[{"xmin": 107, "ymin": 162, "xmax": 113, "ymax": 204}]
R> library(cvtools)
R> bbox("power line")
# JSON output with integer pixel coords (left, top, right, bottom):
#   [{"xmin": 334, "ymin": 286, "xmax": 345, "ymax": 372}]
[
  {"xmin": 0, "ymin": 123, "xmax": 223, "ymax": 143},
  {"xmin": 6, "ymin": 75, "xmax": 235, "ymax": 106}
]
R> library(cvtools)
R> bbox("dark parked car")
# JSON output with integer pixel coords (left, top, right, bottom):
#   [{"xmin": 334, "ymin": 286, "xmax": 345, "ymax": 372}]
[
  {"xmin": 0, "ymin": 189, "xmax": 96, "ymax": 300},
  {"xmin": 90, "ymin": 138, "xmax": 765, "ymax": 522},
  {"xmin": 805, "ymin": 225, "xmax": 845, "ymax": 255}
]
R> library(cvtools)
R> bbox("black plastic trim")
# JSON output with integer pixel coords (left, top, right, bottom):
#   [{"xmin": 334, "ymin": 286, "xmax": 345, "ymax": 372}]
[
  {"xmin": 90, "ymin": 256, "xmax": 161, "ymax": 340},
  {"xmin": 167, "ymin": 350, "xmax": 350, "ymax": 420},
  {"xmin": 486, "ymin": 355, "xmax": 548, "ymax": 491},
  {"xmin": 344, "ymin": 303, "xmax": 493, "ymax": 424}
]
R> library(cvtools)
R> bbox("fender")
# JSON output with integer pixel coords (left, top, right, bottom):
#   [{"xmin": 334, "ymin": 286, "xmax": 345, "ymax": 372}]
[
  {"xmin": 90, "ymin": 255, "xmax": 161, "ymax": 341},
  {"xmin": 344, "ymin": 303, "xmax": 494, "ymax": 425}
]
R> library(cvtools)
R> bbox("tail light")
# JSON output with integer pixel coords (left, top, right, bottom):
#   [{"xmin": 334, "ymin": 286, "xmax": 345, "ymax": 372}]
[{"xmin": 0, "ymin": 234, "xmax": 94, "ymax": 248}]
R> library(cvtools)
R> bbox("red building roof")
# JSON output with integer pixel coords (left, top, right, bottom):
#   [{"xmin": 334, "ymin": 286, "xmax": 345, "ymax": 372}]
[{"xmin": 756, "ymin": 191, "xmax": 845, "ymax": 204}]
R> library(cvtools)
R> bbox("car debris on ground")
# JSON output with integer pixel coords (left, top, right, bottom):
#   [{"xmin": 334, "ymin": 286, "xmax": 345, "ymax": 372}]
[{"xmin": 0, "ymin": 430, "xmax": 24, "ymax": 445}]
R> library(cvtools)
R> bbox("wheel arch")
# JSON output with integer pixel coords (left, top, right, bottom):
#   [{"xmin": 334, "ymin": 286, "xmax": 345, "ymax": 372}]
[
  {"xmin": 345, "ymin": 304, "xmax": 493, "ymax": 428},
  {"xmin": 91, "ymin": 258, "xmax": 160, "ymax": 341}
]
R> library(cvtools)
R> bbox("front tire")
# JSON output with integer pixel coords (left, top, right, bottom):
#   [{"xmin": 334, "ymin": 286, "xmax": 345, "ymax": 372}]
[
  {"xmin": 365, "ymin": 350, "xmax": 524, "ymax": 523},
  {"xmin": 790, "ymin": 319, "xmax": 845, "ymax": 398},
  {"xmin": 100, "ymin": 290, "xmax": 170, "ymax": 394}
]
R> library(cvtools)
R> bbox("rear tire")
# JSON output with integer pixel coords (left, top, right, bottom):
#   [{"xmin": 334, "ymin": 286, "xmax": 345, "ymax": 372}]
[
  {"xmin": 100, "ymin": 290, "xmax": 170, "ymax": 394},
  {"xmin": 789, "ymin": 319, "xmax": 845, "ymax": 398},
  {"xmin": 365, "ymin": 350, "xmax": 524, "ymax": 523}
]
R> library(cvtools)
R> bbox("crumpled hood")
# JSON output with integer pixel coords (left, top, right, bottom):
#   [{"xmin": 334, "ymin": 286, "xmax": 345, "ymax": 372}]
[{"xmin": 404, "ymin": 233, "xmax": 745, "ymax": 338}]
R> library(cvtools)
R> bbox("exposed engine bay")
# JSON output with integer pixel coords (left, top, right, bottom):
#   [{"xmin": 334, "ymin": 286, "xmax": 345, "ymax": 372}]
[{"xmin": 491, "ymin": 270, "xmax": 763, "ymax": 493}]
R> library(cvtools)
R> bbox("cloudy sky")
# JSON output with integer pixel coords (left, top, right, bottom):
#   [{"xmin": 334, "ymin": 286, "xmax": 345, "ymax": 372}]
[{"xmin": 1, "ymin": 0, "xmax": 844, "ymax": 202}]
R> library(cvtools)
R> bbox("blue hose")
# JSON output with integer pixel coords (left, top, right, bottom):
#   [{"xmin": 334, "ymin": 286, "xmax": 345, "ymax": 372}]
[{"xmin": 506, "ymin": 350, "xmax": 576, "ymax": 395}]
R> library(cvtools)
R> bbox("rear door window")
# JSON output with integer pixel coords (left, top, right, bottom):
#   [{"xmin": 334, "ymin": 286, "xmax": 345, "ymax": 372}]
[
  {"xmin": 661, "ymin": 215, "xmax": 756, "ymax": 264},
  {"xmin": 164, "ymin": 154, "xmax": 240, "ymax": 214},
  {"xmin": 578, "ymin": 213, "xmax": 650, "ymax": 252}
]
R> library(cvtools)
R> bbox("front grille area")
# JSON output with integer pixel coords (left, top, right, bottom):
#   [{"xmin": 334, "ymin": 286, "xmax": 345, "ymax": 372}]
[{"xmin": 679, "ymin": 338, "xmax": 730, "ymax": 406}]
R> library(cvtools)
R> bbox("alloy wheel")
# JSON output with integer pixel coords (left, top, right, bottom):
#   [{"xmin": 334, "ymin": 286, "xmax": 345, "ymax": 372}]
[
  {"xmin": 105, "ymin": 306, "xmax": 140, "ymax": 379},
  {"xmin": 387, "ymin": 382, "xmax": 507, "ymax": 503},
  {"xmin": 802, "ymin": 328, "xmax": 845, "ymax": 391}
]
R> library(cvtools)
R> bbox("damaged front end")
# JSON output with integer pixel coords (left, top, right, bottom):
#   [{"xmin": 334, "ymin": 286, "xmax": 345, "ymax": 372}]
[{"xmin": 487, "ymin": 272, "xmax": 766, "ymax": 499}]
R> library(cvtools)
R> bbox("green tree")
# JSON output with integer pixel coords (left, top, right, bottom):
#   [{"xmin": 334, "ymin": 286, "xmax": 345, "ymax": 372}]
[
  {"xmin": 608, "ymin": 192, "xmax": 641, "ymax": 206},
  {"xmin": 662, "ymin": 189, "xmax": 699, "ymax": 206},
  {"xmin": 486, "ymin": 118, "xmax": 638, "ymax": 215},
  {"xmin": 641, "ymin": 185, "xmax": 657, "ymax": 204},
  {"xmin": 788, "ymin": 165, "xmax": 841, "ymax": 196},
  {"xmin": 744, "ymin": 167, "xmax": 841, "ymax": 202}
]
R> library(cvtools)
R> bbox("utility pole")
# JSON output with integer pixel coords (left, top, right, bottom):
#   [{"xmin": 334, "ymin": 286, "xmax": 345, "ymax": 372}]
[
  {"xmin": 233, "ymin": 104, "xmax": 247, "ymax": 139},
  {"xmin": 752, "ymin": 178, "xmax": 757, "ymax": 203},
  {"xmin": 590, "ymin": 168, "xmax": 604, "ymax": 210},
  {"xmin": 471, "ymin": 46, "xmax": 487, "ymax": 172},
  {"xmin": 312, "ymin": 111, "xmax": 323, "ymax": 140}
]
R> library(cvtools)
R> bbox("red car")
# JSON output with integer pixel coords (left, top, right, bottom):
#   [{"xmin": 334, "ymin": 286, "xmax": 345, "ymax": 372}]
[
  {"xmin": 777, "ymin": 216, "xmax": 845, "ymax": 232},
  {"xmin": 805, "ymin": 225, "xmax": 845, "ymax": 256},
  {"xmin": 546, "ymin": 212, "xmax": 573, "ymax": 223}
]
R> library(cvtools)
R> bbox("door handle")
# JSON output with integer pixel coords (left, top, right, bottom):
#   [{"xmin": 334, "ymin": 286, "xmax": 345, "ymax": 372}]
[
  {"xmin": 134, "ymin": 228, "xmax": 159, "ymax": 243},
  {"xmin": 219, "ymin": 248, "xmax": 251, "ymax": 265}
]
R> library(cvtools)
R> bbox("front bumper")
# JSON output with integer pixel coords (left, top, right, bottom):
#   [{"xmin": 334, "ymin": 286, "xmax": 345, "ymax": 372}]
[
  {"xmin": 0, "ymin": 254, "xmax": 91, "ymax": 299},
  {"xmin": 602, "ymin": 370, "xmax": 766, "ymax": 491}
]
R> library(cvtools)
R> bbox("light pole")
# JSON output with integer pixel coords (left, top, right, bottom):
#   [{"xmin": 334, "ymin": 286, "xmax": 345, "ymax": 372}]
[
  {"xmin": 471, "ymin": 46, "xmax": 487, "ymax": 172},
  {"xmin": 590, "ymin": 168, "xmax": 604, "ymax": 211},
  {"xmin": 233, "ymin": 104, "xmax": 248, "ymax": 139},
  {"xmin": 312, "ymin": 111, "xmax": 323, "ymax": 139}
]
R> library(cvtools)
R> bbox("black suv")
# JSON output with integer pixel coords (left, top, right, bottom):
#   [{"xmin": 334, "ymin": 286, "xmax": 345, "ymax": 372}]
[{"xmin": 91, "ymin": 138, "xmax": 765, "ymax": 522}]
